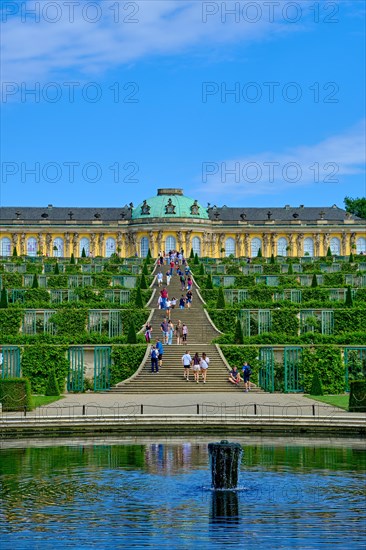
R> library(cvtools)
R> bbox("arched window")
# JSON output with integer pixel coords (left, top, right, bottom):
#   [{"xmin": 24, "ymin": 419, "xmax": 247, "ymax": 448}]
[
  {"xmin": 53, "ymin": 237, "xmax": 64, "ymax": 258},
  {"xmin": 105, "ymin": 237, "xmax": 116, "ymax": 258},
  {"xmin": 277, "ymin": 237, "xmax": 288, "ymax": 257},
  {"xmin": 140, "ymin": 237, "xmax": 149, "ymax": 258},
  {"xmin": 303, "ymin": 237, "xmax": 314, "ymax": 257},
  {"xmin": 192, "ymin": 236, "xmax": 201, "ymax": 257},
  {"xmin": 251, "ymin": 237, "xmax": 262, "ymax": 257},
  {"xmin": 165, "ymin": 236, "xmax": 176, "ymax": 253},
  {"xmin": 225, "ymin": 237, "xmax": 235, "ymax": 257},
  {"xmin": 330, "ymin": 237, "xmax": 340, "ymax": 255},
  {"xmin": 1, "ymin": 237, "xmax": 11, "ymax": 257},
  {"xmin": 79, "ymin": 237, "xmax": 90, "ymax": 257},
  {"xmin": 27, "ymin": 237, "xmax": 37, "ymax": 257},
  {"xmin": 356, "ymin": 237, "xmax": 366, "ymax": 254}
]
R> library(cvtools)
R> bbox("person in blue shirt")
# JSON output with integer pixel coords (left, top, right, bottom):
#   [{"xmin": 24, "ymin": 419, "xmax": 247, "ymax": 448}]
[
  {"xmin": 242, "ymin": 362, "xmax": 252, "ymax": 392},
  {"xmin": 228, "ymin": 366, "xmax": 241, "ymax": 385},
  {"xmin": 150, "ymin": 346, "xmax": 159, "ymax": 373},
  {"xmin": 155, "ymin": 339, "xmax": 164, "ymax": 368}
]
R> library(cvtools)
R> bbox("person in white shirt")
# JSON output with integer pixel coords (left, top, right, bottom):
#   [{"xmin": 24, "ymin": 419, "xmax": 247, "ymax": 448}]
[
  {"xmin": 157, "ymin": 272, "xmax": 163, "ymax": 287},
  {"xmin": 182, "ymin": 351, "xmax": 192, "ymax": 381},
  {"xmin": 200, "ymin": 352, "xmax": 209, "ymax": 383}
]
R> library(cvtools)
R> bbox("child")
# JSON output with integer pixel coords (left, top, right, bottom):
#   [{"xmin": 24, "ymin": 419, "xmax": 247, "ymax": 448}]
[{"xmin": 182, "ymin": 323, "xmax": 188, "ymax": 342}]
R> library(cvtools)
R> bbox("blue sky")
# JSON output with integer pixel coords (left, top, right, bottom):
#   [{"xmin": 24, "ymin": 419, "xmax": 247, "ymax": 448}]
[{"xmin": 1, "ymin": 0, "xmax": 365, "ymax": 209}]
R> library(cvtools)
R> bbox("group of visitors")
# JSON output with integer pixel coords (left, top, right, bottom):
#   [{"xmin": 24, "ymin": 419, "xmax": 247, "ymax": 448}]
[
  {"xmin": 182, "ymin": 351, "xmax": 210, "ymax": 383},
  {"xmin": 228, "ymin": 362, "xmax": 252, "ymax": 392}
]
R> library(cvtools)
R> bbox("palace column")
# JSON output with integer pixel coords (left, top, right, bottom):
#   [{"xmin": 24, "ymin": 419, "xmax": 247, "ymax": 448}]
[
  {"xmin": 235, "ymin": 234, "xmax": 242, "ymax": 257},
  {"xmin": 262, "ymin": 233, "xmax": 269, "ymax": 257},
  {"xmin": 313, "ymin": 233, "xmax": 320, "ymax": 256},
  {"xmin": 176, "ymin": 231, "xmax": 183, "ymax": 252},
  {"xmin": 218, "ymin": 233, "xmax": 225, "ymax": 257},
  {"xmin": 45, "ymin": 233, "xmax": 52, "ymax": 257},
  {"xmin": 202, "ymin": 231, "xmax": 209, "ymax": 257},
  {"xmin": 322, "ymin": 233, "xmax": 330, "ymax": 256},
  {"xmin": 287, "ymin": 234, "xmax": 294, "ymax": 257},
  {"xmin": 156, "ymin": 230, "xmax": 163, "ymax": 256},
  {"xmin": 296, "ymin": 233, "xmax": 304, "ymax": 257},
  {"xmin": 185, "ymin": 230, "xmax": 192, "ymax": 256},
  {"xmin": 270, "ymin": 233, "xmax": 277, "ymax": 257},
  {"xmin": 341, "ymin": 232, "xmax": 347, "ymax": 256},
  {"xmin": 64, "ymin": 232, "xmax": 71, "ymax": 257},
  {"xmin": 90, "ymin": 233, "xmax": 97, "ymax": 257},
  {"xmin": 350, "ymin": 232, "xmax": 356, "ymax": 255},
  {"xmin": 20, "ymin": 233, "xmax": 26, "ymax": 255},
  {"xmin": 116, "ymin": 232, "xmax": 123, "ymax": 256},
  {"xmin": 243, "ymin": 233, "xmax": 250, "ymax": 257},
  {"xmin": 38, "ymin": 233, "xmax": 44, "ymax": 255},
  {"xmin": 98, "ymin": 233, "xmax": 105, "ymax": 257},
  {"xmin": 148, "ymin": 231, "xmax": 156, "ymax": 257},
  {"xmin": 11, "ymin": 233, "xmax": 18, "ymax": 256},
  {"xmin": 72, "ymin": 233, "xmax": 79, "ymax": 256}
]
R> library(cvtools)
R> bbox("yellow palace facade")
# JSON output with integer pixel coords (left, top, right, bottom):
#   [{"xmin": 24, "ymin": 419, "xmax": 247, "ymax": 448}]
[{"xmin": 1, "ymin": 188, "xmax": 365, "ymax": 258}]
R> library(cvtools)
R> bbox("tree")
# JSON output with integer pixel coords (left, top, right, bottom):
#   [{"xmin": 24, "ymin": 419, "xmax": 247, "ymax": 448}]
[
  {"xmin": 12, "ymin": 246, "xmax": 17, "ymax": 257},
  {"xmin": 32, "ymin": 274, "xmax": 39, "ymax": 288},
  {"xmin": 135, "ymin": 286, "xmax": 144, "ymax": 308},
  {"xmin": 311, "ymin": 273, "xmax": 318, "ymax": 288},
  {"xmin": 190, "ymin": 248, "xmax": 194, "ymax": 259},
  {"xmin": 139, "ymin": 273, "xmax": 148, "ymax": 289},
  {"xmin": 257, "ymin": 247, "xmax": 262, "ymax": 258},
  {"xmin": 344, "ymin": 196, "xmax": 366, "ymax": 220},
  {"xmin": 216, "ymin": 286, "xmax": 226, "ymax": 308},
  {"xmin": 270, "ymin": 253, "xmax": 275, "ymax": 264},
  {"xmin": 146, "ymin": 248, "xmax": 152, "ymax": 259},
  {"xmin": 349, "ymin": 252, "xmax": 354, "ymax": 263},
  {"xmin": 127, "ymin": 321, "xmax": 137, "ymax": 344},
  {"xmin": 206, "ymin": 274, "xmax": 213, "ymax": 289},
  {"xmin": 288, "ymin": 263, "xmax": 294, "ymax": 275},
  {"xmin": 142, "ymin": 262, "xmax": 148, "ymax": 275},
  {"xmin": 0, "ymin": 288, "xmax": 8, "ymax": 308},
  {"xmin": 234, "ymin": 319, "xmax": 244, "ymax": 344},
  {"xmin": 199, "ymin": 263, "xmax": 205, "ymax": 275},
  {"xmin": 326, "ymin": 246, "xmax": 332, "ymax": 257},
  {"xmin": 81, "ymin": 247, "xmax": 86, "ymax": 258},
  {"xmin": 194, "ymin": 253, "xmax": 199, "ymax": 265},
  {"xmin": 54, "ymin": 262, "xmax": 60, "ymax": 275},
  {"xmin": 345, "ymin": 286, "xmax": 353, "ymax": 307},
  {"xmin": 310, "ymin": 372, "xmax": 323, "ymax": 396},
  {"xmin": 45, "ymin": 370, "xmax": 60, "ymax": 396},
  {"xmin": 70, "ymin": 253, "xmax": 75, "ymax": 265}
]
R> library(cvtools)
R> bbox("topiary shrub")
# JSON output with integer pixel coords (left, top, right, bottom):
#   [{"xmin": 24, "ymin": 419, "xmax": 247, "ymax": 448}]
[
  {"xmin": 287, "ymin": 263, "xmax": 294, "ymax": 275},
  {"xmin": 216, "ymin": 286, "xmax": 226, "ymax": 309},
  {"xmin": 21, "ymin": 346, "xmax": 69, "ymax": 394},
  {"xmin": 146, "ymin": 248, "xmax": 152, "ymax": 259},
  {"xmin": 311, "ymin": 273, "xmax": 318, "ymax": 288},
  {"xmin": 206, "ymin": 274, "xmax": 213, "ymax": 289},
  {"xmin": 326, "ymin": 246, "xmax": 332, "ymax": 258},
  {"xmin": 0, "ymin": 378, "xmax": 33, "ymax": 411},
  {"xmin": 345, "ymin": 286, "xmax": 353, "ymax": 307},
  {"xmin": 190, "ymin": 248, "xmax": 194, "ymax": 259},
  {"xmin": 12, "ymin": 246, "xmax": 18, "ymax": 257},
  {"xmin": 257, "ymin": 247, "xmax": 262, "ymax": 258},
  {"xmin": 349, "ymin": 380, "xmax": 366, "ymax": 412},
  {"xmin": 194, "ymin": 253, "xmax": 199, "ymax": 265},
  {"xmin": 32, "ymin": 274, "xmax": 39, "ymax": 288},
  {"xmin": 234, "ymin": 319, "xmax": 244, "ymax": 344},
  {"xmin": 135, "ymin": 286, "xmax": 144, "ymax": 308},
  {"xmin": 199, "ymin": 263, "xmax": 204, "ymax": 275},
  {"xmin": 70, "ymin": 253, "xmax": 76, "ymax": 265},
  {"xmin": 0, "ymin": 288, "xmax": 8, "ymax": 308},
  {"xmin": 127, "ymin": 320, "xmax": 137, "ymax": 343},
  {"xmin": 139, "ymin": 273, "xmax": 148, "ymax": 289},
  {"xmin": 349, "ymin": 252, "xmax": 354, "ymax": 263},
  {"xmin": 310, "ymin": 371, "xmax": 323, "ymax": 395},
  {"xmin": 142, "ymin": 262, "xmax": 148, "ymax": 275},
  {"xmin": 270, "ymin": 253, "xmax": 275, "ymax": 264},
  {"xmin": 81, "ymin": 247, "xmax": 86, "ymax": 258},
  {"xmin": 44, "ymin": 370, "xmax": 60, "ymax": 396},
  {"xmin": 54, "ymin": 262, "xmax": 60, "ymax": 275}
]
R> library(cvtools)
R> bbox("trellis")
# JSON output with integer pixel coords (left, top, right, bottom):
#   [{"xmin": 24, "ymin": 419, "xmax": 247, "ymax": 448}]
[
  {"xmin": 94, "ymin": 347, "xmax": 111, "ymax": 391},
  {"xmin": 300, "ymin": 310, "xmax": 316, "ymax": 334},
  {"xmin": 321, "ymin": 310, "xmax": 334, "ymax": 335},
  {"xmin": 344, "ymin": 347, "xmax": 366, "ymax": 391},
  {"xmin": 104, "ymin": 290, "xmax": 131, "ymax": 305},
  {"xmin": 11, "ymin": 289, "xmax": 25, "ymax": 303},
  {"xmin": 284, "ymin": 346, "xmax": 303, "ymax": 393},
  {"xmin": 23, "ymin": 310, "xmax": 37, "ymax": 334},
  {"xmin": 258, "ymin": 310, "xmax": 272, "ymax": 333},
  {"xmin": 88, "ymin": 310, "xmax": 122, "ymax": 337},
  {"xmin": 238, "ymin": 309, "xmax": 251, "ymax": 337},
  {"xmin": 223, "ymin": 289, "xmax": 249, "ymax": 305},
  {"xmin": 255, "ymin": 276, "xmax": 279, "ymax": 286},
  {"xmin": 259, "ymin": 347, "xmax": 274, "ymax": 392},
  {"xmin": 68, "ymin": 347, "xmax": 84, "ymax": 392},
  {"xmin": 112, "ymin": 276, "xmax": 137, "ymax": 288},
  {"xmin": 1, "ymin": 346, "xmax": 21, "ymax": 378},
  {"xmin": 299, "ymin": 275, "xmax": 324, "ymax": 286}
]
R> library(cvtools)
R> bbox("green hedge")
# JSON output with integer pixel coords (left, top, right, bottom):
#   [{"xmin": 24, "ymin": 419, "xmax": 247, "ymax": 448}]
[
  {"xmin": 21, "ymin": 346, "xmax": 69, "ymax": 394},
  {"xmin": 301, "ymin": 346, "xmax": 344, "ymax": 394},
  {"xmin": 219, "ymin": 345, "xmax": 260, "ymax": 383},
  {"xmin": 0, "ymin": 310, "xmax": 23, "ymax": 335},
  {"xmin": 110, "ymin": 345, "xmax": 147, "ymax": 385},
  {"xmin": 349, "ymin": 380, "xmax": 366, "ymax": 412},
  {"xmin": 0, "ymin": 378, "xmax": 33, "ymax": 411}
]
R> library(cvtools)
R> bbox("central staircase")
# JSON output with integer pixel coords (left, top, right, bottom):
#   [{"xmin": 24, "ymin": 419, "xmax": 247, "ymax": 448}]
[{"xmin": 112, "ymin": 262, "xmax": 257, "ymax": 393}]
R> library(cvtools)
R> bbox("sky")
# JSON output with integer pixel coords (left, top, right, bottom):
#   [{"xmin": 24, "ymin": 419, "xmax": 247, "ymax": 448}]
[{"xmin": 1, "ymin": 0, "xmax": 365, "ymax": 209}]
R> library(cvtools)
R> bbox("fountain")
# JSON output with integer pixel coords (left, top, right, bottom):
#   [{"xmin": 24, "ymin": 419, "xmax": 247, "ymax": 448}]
[{"xmin": 208, "ymin": 440, "xmax": 243, "ymax": 490}]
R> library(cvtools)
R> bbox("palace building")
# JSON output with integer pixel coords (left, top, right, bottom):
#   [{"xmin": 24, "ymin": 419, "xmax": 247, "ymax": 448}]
[{"xmin": 0, "ymin": 188, "xmax": 365, "ymax": 258}]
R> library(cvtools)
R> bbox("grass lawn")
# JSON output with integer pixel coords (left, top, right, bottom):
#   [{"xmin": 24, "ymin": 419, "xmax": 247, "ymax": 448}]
[
  {"xmin": 32, "ymin": 395, "xmax": 65, "ymax": 408},
  {"xmin": 305, "ymin": 394, "xmax": 349, "ymax": 410}
]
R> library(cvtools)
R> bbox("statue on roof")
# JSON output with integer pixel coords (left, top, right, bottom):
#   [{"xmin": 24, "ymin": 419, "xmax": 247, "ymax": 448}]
[
  {"xmin": 165, "ymin": 198, "xmax": 176, "ymax": 215},
  {"xmin": 141, "ymin": 200, "xmax": 151, "ymax": 215},
  {"xmin": 190, "ymin": 200, "xmax": 200, "ymax": 215}
]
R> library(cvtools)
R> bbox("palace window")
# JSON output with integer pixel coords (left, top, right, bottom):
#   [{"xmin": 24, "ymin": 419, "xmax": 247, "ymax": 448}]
[
  {"xmin": 140, "ymin": 237, "xmax": 149, "ymax": 258},
  {"xmin": 79, "ymin": 237, "xmax": 90, "ymax": 257},
  {"xmin": 53, "ymin": 237, "xmax": 64, "ymax": 257},
  {"xmin": 1, "ymin": 237, "xmax": 11, "ymax": 257},
  {"xmin": 303, "ymin": 237, "xmax": 314, "ymax": 257},
  {"xmin": 27, "ymin": 237, "xmax": 37, "ymax": 256},
  {"xmin": 330, "ymin": 237, "xmax": 340, "ymax": 255},
  {"xmin": 277, "ymin": 237, "xmax": 288, "ymax": 256},
  {"xmin": 225, "ymin": 237, "xmax": 235, "ymax": 257},
  {"xmin": 106, "ymin": 238, "xmax": 116, "ymax": 257},
  {"xmin": 356, "ymin": 237, "xmax": 366, "ymax": 254},
  {"xmin": 251, "ymin": 237, "xmax": 262, "ymax": 257},
  {"xmin": 165, "ymin": 236, "xmax": 177, "ymax": 253},
  {"xmin": 192, "ymin": 236, "xmax": 201, "ymax": 256}
]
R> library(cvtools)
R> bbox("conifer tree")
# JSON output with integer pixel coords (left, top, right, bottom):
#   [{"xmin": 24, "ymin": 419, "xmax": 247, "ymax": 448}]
[
  {"xmin": 0, "ymin": 288, "xmax": 8, "ymax": 308},
  {"xmin": 54, "ymin": 262, "xmax": 60, "ymax": 275},
  {"xmin": 194, "ymin": 253, "xmax": 199, "ymax": 265},
  {"xmin": 234, "ymin": 319, "xmax": 244, "ymax": 344},
  {"xmin": 32, "ymin": 274, "xmax": 39, "ymax": 288},
  {"xmin": 310, "ymin": 372, "xmax": 323, "ymax": 396},
  {"xmin": 45, "ymin": 370, "xmax": 60, "ymax": 396},
  {"xmin": 311, "ymin": 273, "xmax": 318, "ymax": 288},
  {"xmin": 139, "ymin": 273, "xmax": 148, "ymax": 289},
  {"xmin": 70, "ymin": 253, "xmax": 75, "ymax": 265},
  {"xmin": 135, "ymin": 286, "xmax": 144, "ymax": 308},
  {"xmin": 216, "ymin": 286, "xmax": 226, "ymax": 308},
  {"xmin": 81, "ymin": 247, "xmax": 86, "ymax": 258},
  {"xmin": 349, "ymin": 252, "xmax": 354, "ymax": 263},
  {"xmin": 12, "ymin": 246, "xmax": 17, "ymax": 257},
  {"xmin": 190, "ymin": 248, "xmax": 194, "ymax": 259},
  {"xmin": 270, "ymin": 253, "xmax": 275, "ymax": 264},
  {"xmin": 257, "ymin": 247, "xmax": 262, "ymax": 258},
  {"xmin": 206, "ymin": 274, "xmax": 213, "ymax": 289},
  {"xmin": 199, "ymin": 263, "xmax": 205, "ymax": 275},
  {"xmin": 127, "ymin": 320, "xmax": 137, "ymax": 344},
  {"xmin": 288, "ymin": 263, "xmax": 294, "ymax": 275},
  {"xmin": 345, "ymin": 286, "xmax": 353, "ymax": 307}
]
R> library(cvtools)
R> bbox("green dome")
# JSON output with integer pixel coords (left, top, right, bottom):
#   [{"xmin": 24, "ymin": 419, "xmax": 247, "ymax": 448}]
[{"xmin": 132, "ymin": 189, "xmax": 209, "ymax": 220}]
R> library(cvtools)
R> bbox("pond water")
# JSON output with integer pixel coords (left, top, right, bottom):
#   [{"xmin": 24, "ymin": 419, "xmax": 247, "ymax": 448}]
[{"xmin": 0, "ymin": 436, "xmax": 365, "ymax": 549}]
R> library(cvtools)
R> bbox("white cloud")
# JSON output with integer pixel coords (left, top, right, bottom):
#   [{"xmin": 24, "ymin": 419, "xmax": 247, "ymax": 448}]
[
  {"xmin": 1, "ymin": 0, "xmax": 309, "ymax": 82},
  {"xmin": 197, "ymin": 120, "xmax": 366, "ymax": 198}
]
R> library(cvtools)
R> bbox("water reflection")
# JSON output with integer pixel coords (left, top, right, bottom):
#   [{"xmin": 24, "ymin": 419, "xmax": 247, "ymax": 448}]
[{"xmin": 0, "ymin": 439, "xmax": 365, "ymax": 549}]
